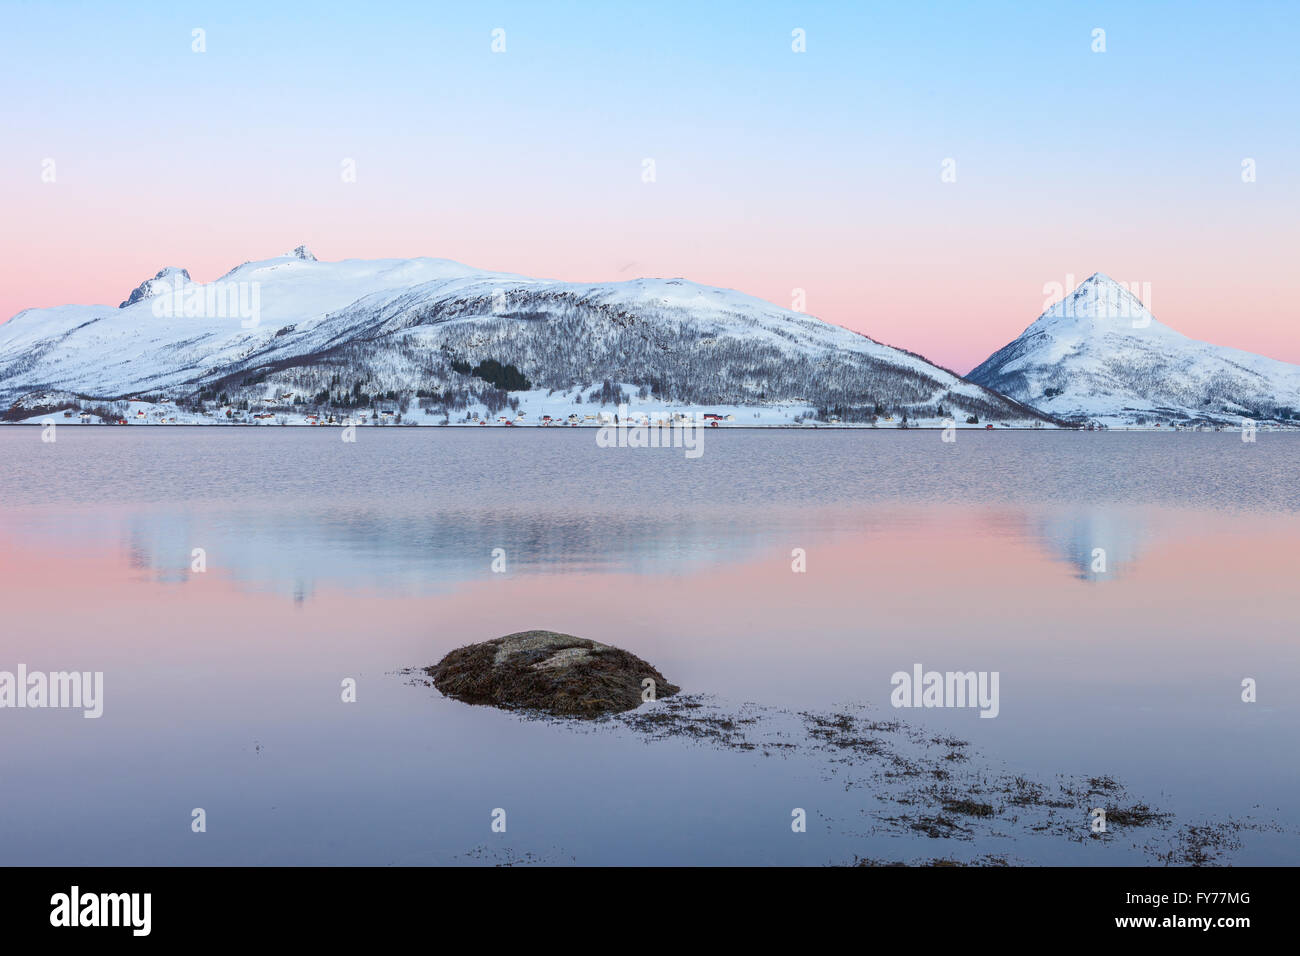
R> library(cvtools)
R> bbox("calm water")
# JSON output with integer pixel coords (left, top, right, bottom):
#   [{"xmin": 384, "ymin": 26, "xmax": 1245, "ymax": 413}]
[{"xmin": 0, "ymin": 428, "xmax": 1296, "ymax": 865}]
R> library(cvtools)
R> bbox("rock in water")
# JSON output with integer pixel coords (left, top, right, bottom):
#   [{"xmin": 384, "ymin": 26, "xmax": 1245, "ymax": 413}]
[{"xmin": 427, "ymin": 630, "xmax": 679, "ymax": 717}]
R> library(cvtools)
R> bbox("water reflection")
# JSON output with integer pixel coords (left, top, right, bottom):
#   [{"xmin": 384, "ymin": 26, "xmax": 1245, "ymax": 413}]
[
  {"xmin": 2, "ymin": 499, "xmax": 1165, "ymax": 598},
  {"xmin": 1034, "ymin": 507, "xmax": 1148, "ymax": 581},
  {"xmin": 2, "ymin": 439, "xmax": 1297, "ymax": 865}
]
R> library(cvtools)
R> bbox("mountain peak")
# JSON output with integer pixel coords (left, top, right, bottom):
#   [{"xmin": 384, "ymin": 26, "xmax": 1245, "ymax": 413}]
[
  {"xmin": 1038, "ymin": 272, "xmax": 1154, "ymax": 331},
  {"xmin": 285, "ymin": 245, "xmax": 317, "ymax": 262},
  {"xmin": 968, "ymin": 270, "xmax": 1300, "ymax": 426},
  {"xmin": 1077, "ymin": 271, "xmax": 1119, "ymax": 289},
  {"xmin": 119, "ymin": 267, "xmax": 192, "ymax": 309}
]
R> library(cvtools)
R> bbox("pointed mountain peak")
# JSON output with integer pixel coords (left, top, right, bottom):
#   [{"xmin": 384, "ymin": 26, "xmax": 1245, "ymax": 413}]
[
  {"xmin": 1038, "ymin": 272, "xmax": 1155, "ymax": 331},
  {"xmin": 119, "ymin": 267, "xmax": 192, "ymax": 309},
  {"xmin": 969, "ymin": 269, "xmax": 1300, "ymax": 427},
  {"xmin": 1078, "ymin": 271, "xmax": 1119, "ymax": 288},
  {"xmin": 285, "ymin": 245, "xmax": 317, "ymax": 261}
]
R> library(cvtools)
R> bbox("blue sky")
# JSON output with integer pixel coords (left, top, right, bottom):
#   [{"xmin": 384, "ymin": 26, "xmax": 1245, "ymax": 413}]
[{"xmin": 3, "ymin": 0, "xmax": 1297, "ymax": 369}]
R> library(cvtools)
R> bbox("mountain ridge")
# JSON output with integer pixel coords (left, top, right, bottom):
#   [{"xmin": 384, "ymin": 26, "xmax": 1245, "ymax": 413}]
[{"xmin": 0, "ymin": 249, "xmax": 1054, "ymax": 427}]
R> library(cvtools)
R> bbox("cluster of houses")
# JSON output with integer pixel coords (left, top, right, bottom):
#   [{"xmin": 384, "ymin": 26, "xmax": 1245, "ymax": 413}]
[
  {"xmin": 285, "ymin": 407, "xmax": 739, "ymax": 427},
  {"xmin": 68, "ymin": 403, "xmax": 182, "ymax": 425},
  {"xmin": 203, "ymin": 386, "xmax": 746, "ymax": 428},
  {"xmin": 261, "ymin": 393, "xmax": 405, "ymax": 426},
  {"xmin": 64, "ymin": 392, "xmax": 748, "ymax": 427},
  {"xmin": 302, "ymin": 412, "xmax": 383, "ymax": 426},
  {"xmin": 503, "ymin": 411, "xmax": 738, "ymax": 427}
]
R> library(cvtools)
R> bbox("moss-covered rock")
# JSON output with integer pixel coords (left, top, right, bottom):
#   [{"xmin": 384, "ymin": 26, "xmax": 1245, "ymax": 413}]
[{"xmin": 427, "ymin": 630, "xmax": 679, "ymax": 718}]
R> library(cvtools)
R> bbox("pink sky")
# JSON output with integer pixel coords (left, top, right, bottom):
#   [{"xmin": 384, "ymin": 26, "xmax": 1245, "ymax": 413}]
[
  {"xmin": 3, "ymin": 181, "xmax": 1294, "ymax": 376},
  {"xmin": 2, "ymin": 3, "xmax": 1296, "ymax": 374}
]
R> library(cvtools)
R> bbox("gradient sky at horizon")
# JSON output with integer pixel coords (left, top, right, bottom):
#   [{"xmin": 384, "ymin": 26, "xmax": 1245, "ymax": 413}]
[{"xmin": 1, "ymin": 0, "xmax": 1296, "ymax": 373}]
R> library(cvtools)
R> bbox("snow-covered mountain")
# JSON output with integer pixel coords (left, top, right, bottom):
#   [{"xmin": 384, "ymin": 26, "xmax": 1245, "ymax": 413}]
[
  {"xmin": 118, "ymin": 267, "xmax": 193, "ymax": 309},
  {"xmin": 0, "ymin": 248, "xmax": 1049, "ymax": 426},
  {"xmin": 968, "ymin": 273, "xmax": 1300, "ymax": 426}
]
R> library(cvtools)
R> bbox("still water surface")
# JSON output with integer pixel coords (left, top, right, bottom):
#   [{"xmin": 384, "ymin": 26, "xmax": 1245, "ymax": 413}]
[{"xmin": 0, "ymin": 429, "xmax": 1295, "ymax": 864}]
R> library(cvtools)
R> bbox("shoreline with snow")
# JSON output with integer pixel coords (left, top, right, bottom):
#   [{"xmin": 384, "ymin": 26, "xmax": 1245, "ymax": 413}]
[
  {"xmin": 4, "ymin": 388, "xmax": 1292, "ymax": 431},
  {"xmin": 5, "ymin": 414, "xmax": 1287, "ymax": 432},
  {"xmin": 7, "ymin": 383, "xmax": 1292, "ymax": 432}
]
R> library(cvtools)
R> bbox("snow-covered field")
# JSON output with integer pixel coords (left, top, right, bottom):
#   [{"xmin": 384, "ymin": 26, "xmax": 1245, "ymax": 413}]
[
  {"xmin": 13, "ymin": 382, "xmax": 1278, "ymax": 430},
  {"xmin": 8, "ymin": 391, "xmax": 1052, "ymax": 429}
]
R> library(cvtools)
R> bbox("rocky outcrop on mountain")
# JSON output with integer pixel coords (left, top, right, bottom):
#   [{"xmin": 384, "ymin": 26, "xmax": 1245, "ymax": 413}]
[{"xmin": 118, "ymin": 267, "xmax": 191, "ymax": 309}]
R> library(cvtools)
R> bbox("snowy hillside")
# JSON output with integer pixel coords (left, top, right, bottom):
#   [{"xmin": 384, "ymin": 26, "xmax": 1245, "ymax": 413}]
[
  {"xmin": 0, "ymin": 248, "xmax": 1050, "ymax": 427},
  {"xmin": 968, "ymin": 273, "xmax": 1300, "ymax": 426}
]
